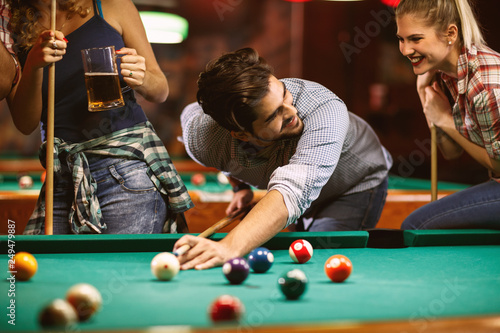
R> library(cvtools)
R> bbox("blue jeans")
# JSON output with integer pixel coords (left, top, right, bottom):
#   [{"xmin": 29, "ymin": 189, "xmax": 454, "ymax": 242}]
[
  {"xmin": 296, "ymin": 177, "xmax": 388, "ymax": 231},
  {"xmin": 401, "ymin": 179, "xmax": 500, "ymax": 230},
  {"xmin": 52, "ymin": 156, "xmax": 167, "ymax": 234}
]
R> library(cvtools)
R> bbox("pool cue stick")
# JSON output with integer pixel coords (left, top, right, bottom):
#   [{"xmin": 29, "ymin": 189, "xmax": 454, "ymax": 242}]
[
  {"xmin": 430, "ymin": 125, "xmax": 438, "ymax": 202},
  {"xmin": 45, "ymin": 0, "xmax": 57, "ymax": 235},
  {"xmin": 173, "ymin": 209, "xmax": 248, "ymax": 257}
]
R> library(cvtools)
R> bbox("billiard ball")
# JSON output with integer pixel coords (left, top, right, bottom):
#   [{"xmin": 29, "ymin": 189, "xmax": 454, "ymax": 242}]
[
  {"xmin": 191, "ymin": 173, "xmax": 206, "ymax": 186},
  {"xmin": 151, "ymin": 252, "xmax": 180, "ymax": 281},
  {"xmin": 216, "ymin": 172, "xmax": 229, "ymax": 185},
  {"xmin": 222, "ymin": 257, "xmax": 250, "ymax": 284},
  {"xmin": 41, "ymin": 171, "xmax": 47, "ymax": 183},
  {"xmin": 38, "ymin": 299, "xmax": 78, "ymax": 328},
  {"xmin": 18, "ymin": 175, "xmax": 33, "ymax": 189},
  {"xmin": 289, "ymin": 239, "xmax": 313, "ymax": 264},
  {"xmin": 12, "ymin": 252, "xmax": 38, "ymax": 281},
  {"xmin": 278, "ymin": 269, "xmax": 308, "ymax": 300},
  {"xmin": 209, "ymin": 295, "xmax": 244, "ymax": 323},
  {"xmin": 66, "ymin": 283, "xmax": 102, "ymax": 321},
  {"xmin": 247, "ymin": 247, "xmax": 274, "ymax": 273},
  {"xmin": 324, "ymin": 254, "xmax": 352, "ymax": 283}
]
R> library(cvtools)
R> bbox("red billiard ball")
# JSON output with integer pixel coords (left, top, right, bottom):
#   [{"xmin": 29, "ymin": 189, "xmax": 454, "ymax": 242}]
[
  {"xmin": 12, "ymin": 252, "xmax": 38, "ymax": 281},
  {"xmin": 209, "ymin": 295, "xmax": 244, "ymax": 323},
  {"xmin": 191, "ymin": 173, "xmax": 206, "ymax": 187},
  {"xmin": 66, "ymin": 283, "xmax": 102, "ymax": 321},
  {"xmin": 41, "ymin": 171, "xmax": 47, "ymax": 183},
  {"xmin": 289, "ymin": 239, "xmax": 313, "ymax": 264},
  {"xmin": 324, "ymin": 255, "xmax": 352, "ymax": 283}
]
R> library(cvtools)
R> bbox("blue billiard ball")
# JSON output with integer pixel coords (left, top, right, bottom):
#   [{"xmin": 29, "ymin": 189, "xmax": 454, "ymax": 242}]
[
  {"xmin": 248, "ymin": 247, "xmax": 274, "ymax": 273},
  {"xmin": 223, "ymin": 258, "xmax": 250, "ymax": 284}
]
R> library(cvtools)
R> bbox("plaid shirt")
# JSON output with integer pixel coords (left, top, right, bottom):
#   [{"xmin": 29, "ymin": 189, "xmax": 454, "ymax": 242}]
[
  {"xmin": 24, "ymin": 122, "xmax": 193, "ymax": 235},
  {"xmin": 0, "ymin": 0, "xmax": 13, "ymax": 53},
  {"xmin": 182, "ymin": 78, "xmax": 391, "ymax": 227},
  {"xmin": 441, "ymin": 45, "xmax": 500, "ymax": 162}
]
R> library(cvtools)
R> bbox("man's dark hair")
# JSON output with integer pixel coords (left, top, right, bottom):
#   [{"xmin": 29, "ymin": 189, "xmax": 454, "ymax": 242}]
[{"xmin": 196, "ymin": 48, "xmax": 274, "ymax": 133}]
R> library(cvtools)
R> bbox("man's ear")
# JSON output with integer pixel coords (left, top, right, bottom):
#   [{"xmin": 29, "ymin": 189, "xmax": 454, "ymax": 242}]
[{"xmin": 230, "ymin": 130, "xmax": 250, "ymax": 142}]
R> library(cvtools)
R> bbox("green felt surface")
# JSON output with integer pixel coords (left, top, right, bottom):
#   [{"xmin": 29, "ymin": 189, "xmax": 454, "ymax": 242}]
[
  {"xmin": 387, "ymin": 175, "xmax": 469, "ymax": 191},
  {"xmin": 0, "ymin": 173, "xmax": 469, "ymax": 193},
  {"xmin": 404, "ymin": 229, "xmax": 500, "ymax": 246},
  {"xmin": 0, "ymin": 174, "xmax": 43, "ymax": 192},
  {"xmin": 1, "ymin": 233, "xmax": 499, "ymax": 332}
]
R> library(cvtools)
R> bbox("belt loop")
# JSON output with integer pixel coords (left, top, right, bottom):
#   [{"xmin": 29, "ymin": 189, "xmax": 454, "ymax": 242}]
[{"xmin": 109, "ymin": 164, "xmax": 124, "ymax": 184}]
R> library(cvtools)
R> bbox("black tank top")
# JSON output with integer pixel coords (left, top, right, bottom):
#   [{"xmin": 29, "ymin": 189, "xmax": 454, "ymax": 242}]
[{"xmin": 35, "ymin": 0, "xmax": 147, "ymax": 143}]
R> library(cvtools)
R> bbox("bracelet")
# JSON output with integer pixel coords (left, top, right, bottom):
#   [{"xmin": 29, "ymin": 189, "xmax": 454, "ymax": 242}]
[
  {"xmin": 9, "ymin": 52, "xmax": 19, "ymax": 87},
  {"xmin": 232, "ymin": 183, "xmax": 251, "ymax": 193}
]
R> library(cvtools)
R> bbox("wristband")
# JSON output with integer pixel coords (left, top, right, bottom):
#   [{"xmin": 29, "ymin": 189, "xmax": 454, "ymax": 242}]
[{"xmin": 232, "ymin": 183, "xmax": 251, "ymax": 193}]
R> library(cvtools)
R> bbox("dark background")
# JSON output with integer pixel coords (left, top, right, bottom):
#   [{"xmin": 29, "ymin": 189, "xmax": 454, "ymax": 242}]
[{"xmin": 1, "ymin": 0, "xmax": 499, "ymax": 185}]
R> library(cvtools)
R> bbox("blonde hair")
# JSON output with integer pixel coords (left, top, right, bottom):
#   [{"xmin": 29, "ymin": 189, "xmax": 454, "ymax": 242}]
[
  {"xmin": 395, "ymin": 0, "xmax": 485, "ymax": 50},
  {"xmin": 7, "ymin": 0, "xmax": 90, "ymax": 51}
]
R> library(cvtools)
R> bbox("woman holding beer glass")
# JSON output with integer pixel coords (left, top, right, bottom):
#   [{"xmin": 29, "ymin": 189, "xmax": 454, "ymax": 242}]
[{"xmin": 7, "ymin": 0, "xmax": 193, "ymax": 234}]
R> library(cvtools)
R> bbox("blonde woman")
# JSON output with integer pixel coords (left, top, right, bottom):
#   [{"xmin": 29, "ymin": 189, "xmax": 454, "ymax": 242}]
[
  {"xmin": 396, "ymin": 0, "xmax": 500, "ymax": 230},
  {"xmin": 8, "ymin": 0, "xmax": 192, "ymax": 234}
]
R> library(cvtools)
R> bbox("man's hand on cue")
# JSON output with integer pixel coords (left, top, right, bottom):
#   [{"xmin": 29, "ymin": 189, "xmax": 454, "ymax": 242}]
[{"xmin": 173, "ymin": 236, "xmax": 233, "ymax": 270}]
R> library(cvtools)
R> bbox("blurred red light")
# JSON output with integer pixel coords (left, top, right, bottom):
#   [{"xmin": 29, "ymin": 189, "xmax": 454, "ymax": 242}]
[{"xmin": 381, "ymin": 0, "xmax": 400, "ymax": 7}]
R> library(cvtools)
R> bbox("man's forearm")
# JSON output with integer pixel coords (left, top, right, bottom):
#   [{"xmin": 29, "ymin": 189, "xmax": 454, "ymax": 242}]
[{"xmin": 220, "ymin": 190, "xmax": 289, "ymax": 257}]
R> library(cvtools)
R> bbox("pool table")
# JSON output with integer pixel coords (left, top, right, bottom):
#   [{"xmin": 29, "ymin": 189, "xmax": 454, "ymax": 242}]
[
  {"xmin": 1, "ymin": 230, "xmax": 499, "ymax": 332},
  {"xmin": 0, "ymin": 158, "xmax": 470, "ymax": 235}
]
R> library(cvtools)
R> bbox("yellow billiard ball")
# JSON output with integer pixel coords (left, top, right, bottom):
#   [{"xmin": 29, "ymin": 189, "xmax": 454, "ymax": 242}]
[{"xmin": 12, "ymin": 252, "xmax": 38, "ymax": 281}]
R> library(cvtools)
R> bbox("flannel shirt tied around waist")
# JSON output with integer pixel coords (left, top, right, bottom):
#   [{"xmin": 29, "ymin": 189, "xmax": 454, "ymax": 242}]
[{"xmin": 23, "ymin": 121, "xmax": 193, "ymax": 235}]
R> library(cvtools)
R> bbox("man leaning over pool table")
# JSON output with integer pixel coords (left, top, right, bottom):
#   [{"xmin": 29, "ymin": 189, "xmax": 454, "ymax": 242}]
[{"xmin": 173, "ymin": 48, "xmax": 392, "ymax": 270}]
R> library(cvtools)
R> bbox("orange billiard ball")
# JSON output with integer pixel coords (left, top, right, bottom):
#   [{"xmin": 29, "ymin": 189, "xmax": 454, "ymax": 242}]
[
  {"xmin": 12, "ymin": 252, "xmax": 38, "ymax": 281},
  {"xmin": 41, "ymin": 171, "xmax": 47, "ymax": 183},
  {"xmin": 324, "ymin": 254, "xmax": 352, "ymax": 283}
]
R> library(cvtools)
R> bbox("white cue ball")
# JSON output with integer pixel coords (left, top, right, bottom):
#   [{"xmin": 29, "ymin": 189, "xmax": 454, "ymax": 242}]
[
  {"xmin": 151, "ymin": 252, "xmax": 180, "ymax": 281},
  {"xmin": 66, "ymin": 283, "xmax": 102, "ymax": 321},
  {"xmin": 217, "ymin": 172, "xmax": 229, "ymax": 185}
]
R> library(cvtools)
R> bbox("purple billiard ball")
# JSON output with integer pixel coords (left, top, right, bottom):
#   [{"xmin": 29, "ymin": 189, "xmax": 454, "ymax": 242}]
[
  {"xmin": 248, "ymin": 247, "xmax": 274, "ymax": 273},
  {"xmin": 222, "ymin": 258, "xmax": 250, "ymax": 284}
]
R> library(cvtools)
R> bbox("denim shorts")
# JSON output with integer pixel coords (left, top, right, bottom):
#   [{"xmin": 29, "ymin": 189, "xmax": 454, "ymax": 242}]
[{"xmin": 52, "ymin": 156, "xmax": 167, "ymax": 234}]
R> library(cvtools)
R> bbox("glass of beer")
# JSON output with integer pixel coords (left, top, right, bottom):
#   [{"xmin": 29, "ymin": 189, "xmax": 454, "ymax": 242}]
[{"xmin": 81, "ymin": 46, "xmax": 125, "ymax": 111}]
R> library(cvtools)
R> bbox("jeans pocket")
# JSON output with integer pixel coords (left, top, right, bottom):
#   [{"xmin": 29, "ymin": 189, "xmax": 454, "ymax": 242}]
[{"xmin": 108, "ymin": 159, "xmax": 155, "ymax": 192}]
